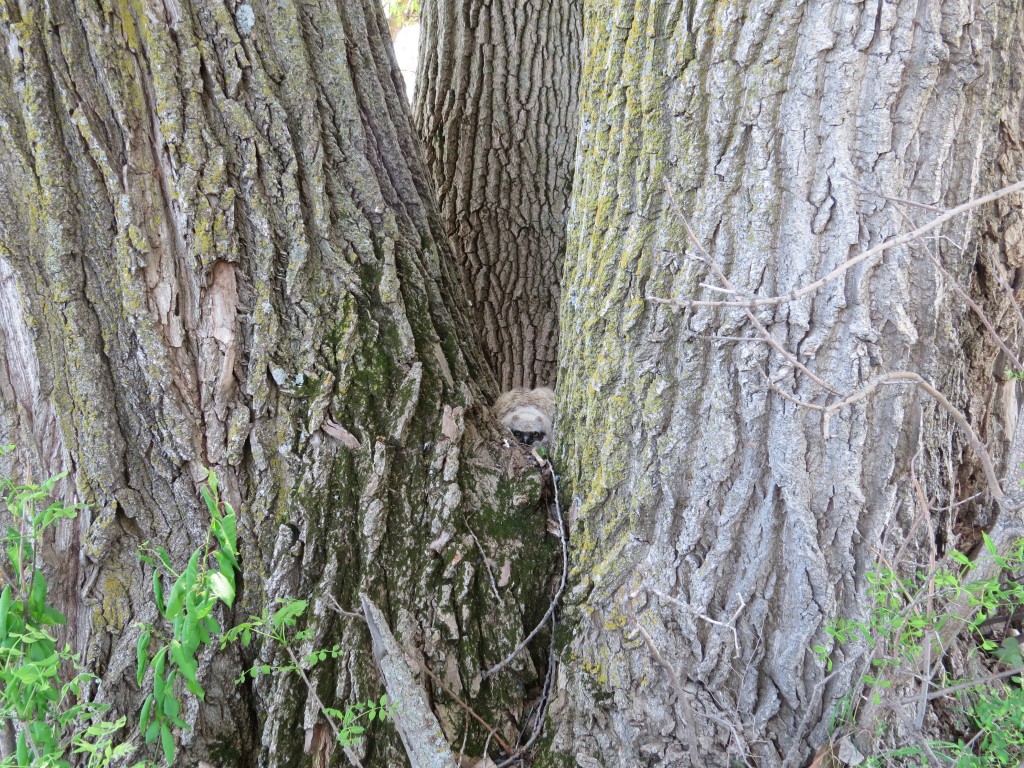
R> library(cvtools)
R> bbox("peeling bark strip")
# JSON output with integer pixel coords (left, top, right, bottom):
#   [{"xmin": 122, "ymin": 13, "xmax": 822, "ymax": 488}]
[
  {"xmin": 0, "ymin": 1, "xmax": 553, "ymax": 765},
  {"xmin": 416, "ymin": 0, "xmax": 581, "ymax": 389},
  {"xmin": 554, "ymin": 0, "xmax": 1024, "ymax": 766},
  {"xmin": 362, "ymin": 595, "xmax": 460, "ymax": 768}
]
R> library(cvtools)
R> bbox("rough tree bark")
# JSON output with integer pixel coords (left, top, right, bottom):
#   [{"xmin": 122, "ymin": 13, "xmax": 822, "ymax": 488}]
[
  {"xmin": 0, "ymin": 1, "xmax": 555, "ymax": 765},
  {"xmin": 414, "ymin": 0, "xmax": 580, "ymax": 389},
  {"xmin": 550, "ymin": 1, "xmax": 1024, "ymax": 766}
]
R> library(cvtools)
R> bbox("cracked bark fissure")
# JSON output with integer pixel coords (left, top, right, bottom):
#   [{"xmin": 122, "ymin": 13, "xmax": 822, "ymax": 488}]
[
  {"xmin": 0, "ymin": 1, "xmax": 553, "ymax": 765},
  {"xmin": 551, "ymin": 0, "xmax": 1024, "ymax": 766},
  {"xmin": 415, "ymin": 0, "xmax": 581, "ymax": 390}
]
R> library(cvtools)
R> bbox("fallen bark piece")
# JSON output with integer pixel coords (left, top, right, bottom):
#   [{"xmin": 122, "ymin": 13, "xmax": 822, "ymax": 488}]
[{"xmin": 360, "ymin": 594, "xmax": 460, "ymax": 768}]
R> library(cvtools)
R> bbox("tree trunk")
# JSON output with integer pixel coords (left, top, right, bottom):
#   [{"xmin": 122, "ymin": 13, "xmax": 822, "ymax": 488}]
[
  {"xmin": 414, "ymin": 0, "xmax": 581, "ymax": 389},
  {"xmin": 549, "ymin": 1, "xmax": 1024, "ymax": 766},
  {"xmin": 0, "ymin": 1, "xmax": 553, "ymax": 765}
]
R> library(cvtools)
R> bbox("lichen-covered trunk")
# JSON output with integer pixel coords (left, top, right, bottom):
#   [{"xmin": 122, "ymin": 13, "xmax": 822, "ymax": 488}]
[
  {"xmin": 548, "ymin": 0, "xmax": 1024, "ymax": 766},
  {"xmin": 0, "ymin": 1, "xmax": 552, "ymax": 765},
  {"xmin": 414, "ymin": 0, "xmax": 581, "ymax": 389}
]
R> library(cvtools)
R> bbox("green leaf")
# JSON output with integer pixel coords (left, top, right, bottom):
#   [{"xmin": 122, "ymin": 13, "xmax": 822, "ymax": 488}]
[
  {"xmin": 163, "ymin": 693, "xmax": 181, "ymax": 718},
  {"xmin": 215, "ymin": 550, "xmax": 237, "ymax": 583},
  {"xmin": 197, "ymin": 619, "xmax": 211, "ymax": 645},
  {"xmin": 201, "ymin": 484, "xmax": 218, "ymax": 519},
  {"xmin": 983, "ymin": 531, "xmax": 997, "ymax": 557},
  {"xmin": 0, "ymin": 584, "xmax": 11, "ymax": 641},
  {"xmin": 166, "ymin": 575, "xmax": 187, "ymax": 619},
  {"xmin": 185, "ymin": 676, "xmax": 206, "ymax": 700},
  {"xmin": 154, "ymin": 649, "xmax": 168, "ymax": 699},
  {"xmin": 137, "ymin": 629, "xmax": 151, "ymax": 686},
  {"xmin": 208, "ymin": 571, "xmax": 235, "ymax": 607},
  {"xmin": 950, "ymin": 550, "xmax": 971, "ymax": 566},
  {"xmin": 155, "ymin": 546, "xmax": 174, "ymax": 572},
  {"xmin": 170, "ymin": 640, "xmax": 198, "ymax": 685},
  {"xmin": 39, "ymin": 605, "xmax": 66, "ymax": 625},
  {"xmin": 180, "ymin": 615, "xmax": 200, "ymax": 655},
  {"xmin": 272, "ymin": 599, "xmax": 307, "ymax": 630},
  {"xmin": 183, "ymin": 548, "xmax": 202, "ymax": 593},
  {"xmin": 145, "ymin": 719, "xmax": 160, "ymax": 744},
  {"xmin": 221, "ymin": 508, "xmax": 237, "ymax": 554},
  {"xmin": 204, "ymin": 613, "xmax": 220, "ymax": 636},
  {"xmin": 28, "ymin": 569, "xmax": 47, "ymax": 617},
  {"xmin": 153, "ymin": 570, "xmax": 165, "ymax": 617},
  {"xmin": 205, "ymin": 468, "xmax": 219, "ymax": 495},
  {"xmin": 16, "ymin": 730, "xmax": 28, "ymax": 766},
  {"xmin": 160, "ymin": 723, "xmax": 175, "ymax": 764},
  {"xmin": 139, "ymin": 694, "xmax": 154, "ymax": 730}
]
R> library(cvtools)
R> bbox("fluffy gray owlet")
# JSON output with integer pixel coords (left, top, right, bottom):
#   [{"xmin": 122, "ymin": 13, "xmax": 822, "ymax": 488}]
[{"xmin": 493, "ymin": 387, "xmax": 555, "ymax": 447}]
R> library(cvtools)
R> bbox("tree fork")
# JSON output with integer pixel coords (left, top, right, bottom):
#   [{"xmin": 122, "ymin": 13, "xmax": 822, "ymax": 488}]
[{"xmin": 0, "ymin": 1, "xmax": 554, "ymax": 764}]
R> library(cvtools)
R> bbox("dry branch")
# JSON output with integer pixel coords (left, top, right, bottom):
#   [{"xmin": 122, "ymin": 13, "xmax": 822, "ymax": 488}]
[
  {"xmin": 649, "ymin": 178, "xmax": 1024, "ymax": 311},
  {"xmin": 662, "ymin": 184, "xmax": 846, "ymax": 396}
]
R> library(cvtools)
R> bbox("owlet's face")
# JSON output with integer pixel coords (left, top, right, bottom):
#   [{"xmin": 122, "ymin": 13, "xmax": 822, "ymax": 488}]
[
  {"xmin": 500, "ymin": 405, "xmax": 551, "ymax": 447},
  {"xmin": 493, "ymin": 387, "xmax": 555, "ymax": 447}
]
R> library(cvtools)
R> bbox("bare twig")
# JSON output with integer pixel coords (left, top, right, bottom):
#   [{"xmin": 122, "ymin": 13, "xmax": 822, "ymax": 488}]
[
  {"xmin": 626, "ymin": 585, "xmax": 755, "ymax": 766},
  {"xmin": 841, "ymin": 173, "xmax": 945, "ymax": 212},
  {"xmin": 283, "ymin": 645, "xmax": 365, "ymax": 768},
  {"xmin": 758, "ymin": 364, "xmax": 1002, "ymax": 504},
  {"xmin": 457, "ymin": 713, "xmax": 470, "ymax": 766},
  {"xmin": 886, "ymin": 701, "xmax": 943, "ymax": 766},
  {"xmin": 925, "ymin": 250, "xmax": 1023, "ymax": 370},
  {"xmin": 326, "ymin": 594, "xmax": 366, "ymax": 622},
  {"xmin": 932, "ymin": 492, "xmax": 984, "ymax": 513},
  {"xmin": 648, "ymin": 587, "xmax": 746, "ymax": 658},
  {"xmin": 361, "ymin": 595, "xmax": 461, "ymax": 768},
  {"xmin": 629, "ymin": 620, "xmax": 707, "ymax": 768},
  {"xmin": 909, "ymin": 450, "xmax": 938, "ymax": 730},
  {"xmin": 862, "ymin": 177, "xmax": 1024, "ymax": 371},
  {"xmin": 781, "ymin": 653, "xmax": 865, "ymax": 768},
  {"xmin": 899, "ymin": 664, "xmax": 1024, "ymax": 702},
  {"xmin": 991, "ymin": 267, "xmax": 1024, "ymax": 335},
  {"xmin": 495, "ymin": 615, "xmax": 559, "ymax": 767},
  {"xmin": 518, "ymin": 616, "xmax": 558, "ymax": 752},
  {"xmin": 650, "ymin": 178, "xmax": 1024, "ymax": 311},
  {"xmin": 465, "ymin": 521, "xmax": 505, "ymax": 605},
  {"xmin": 820, "ymin": 371, "xmax": 1003, "ymax": 502},
  {"xmin": 662, "ymin": 184, "xmax": 846, "ymax": 397},
  {"xmin": 416, "ymin": 659, "xmax": 513, "ymax": 755}
]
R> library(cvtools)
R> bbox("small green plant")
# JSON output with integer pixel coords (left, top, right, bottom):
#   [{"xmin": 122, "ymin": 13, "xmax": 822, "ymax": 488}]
[
  {"xmin": 0, "ymin": 449, "xmax": 142, "ymax": 767},
  {"xmin": 225, "ymin": 598, "xmax": 394, "ymax": 747},
  {"xmin": 136, "ymin": 469, "xmax": 239, "ymax": 764},
  {"xmin": 815, "ymin": 532, "xmax": 1024, "ymax": 766}
]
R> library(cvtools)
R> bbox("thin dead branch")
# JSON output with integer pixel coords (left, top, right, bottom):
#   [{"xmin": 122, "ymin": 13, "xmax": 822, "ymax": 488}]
[
  {"xmin": 649, "ymin": 178, "xmax": 1024, "ymax": 311},
  {"xmin": 867, "ymin": 180, "xmax": 1024, "ymax": 371},
  {"xmin": 758, "ymin": 363, "xmax": 1003, "ymax": 505},
  {"xmin": 647, "ymin": 586, "xmax": 746, "ymax": 658},
  {"xmin": 662, "ymin": 184, "xmax": 847, "ymax": 396},
  {"xmin": 415, "ymin": 658, "xmax": 513, "ymax": 755},
  {"xmin": 628, "ymin": 619, "xmax": 707, "ymax": 768}
]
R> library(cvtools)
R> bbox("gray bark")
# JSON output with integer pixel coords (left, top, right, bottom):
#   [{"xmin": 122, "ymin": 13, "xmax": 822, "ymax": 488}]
[
  {"xmin": 0, "ymin": 1, "xmax": 552, "ymax": 765},
  {"xmin": 550, "ymin": 1, "xmax": 1024, "ymax": 766},
  {"xmin": 415, "ymin": 0, "xmax": 581, "ymax": 389}
]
